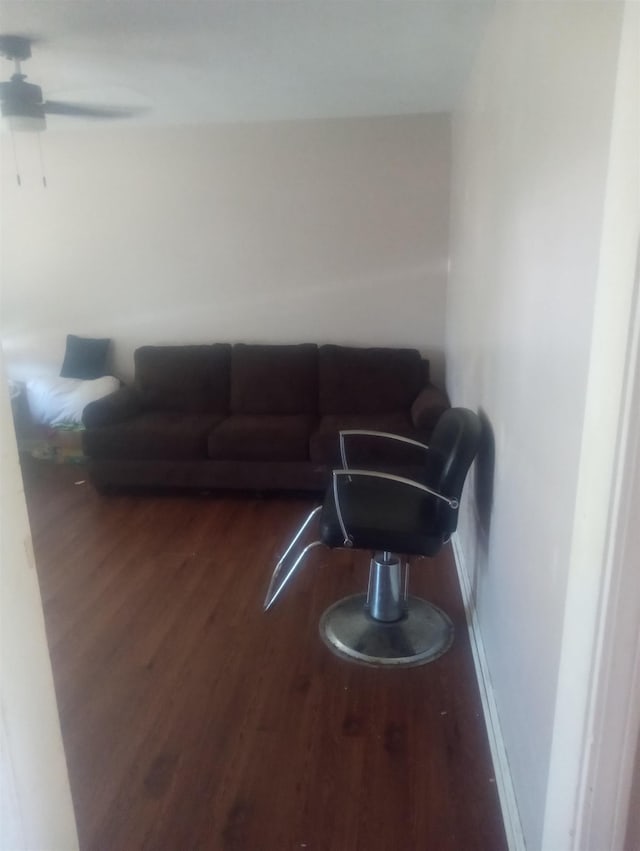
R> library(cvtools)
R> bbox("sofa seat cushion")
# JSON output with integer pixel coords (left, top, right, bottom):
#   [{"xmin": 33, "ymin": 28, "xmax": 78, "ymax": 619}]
[
  {"xmin": 309, "ymin": 412, "xmax": 428, "ymax": 467},
  {"xmin": 207, "ymin": 415, "xmax": 316, "ymax": 462},
  {"xmin": 82, "ymin": 412, "xmax": 226, "ymax": 460}
]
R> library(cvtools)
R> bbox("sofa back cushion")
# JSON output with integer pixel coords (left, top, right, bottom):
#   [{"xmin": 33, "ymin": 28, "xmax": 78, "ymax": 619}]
[
  {"xmin": 230, "ymin": 344, "xmax": 318, "ymax": 415},
  {"xmin": 318, "ymin": 345, "xmax": 425, "ymax": 414},
  {"xmin": 135, "ymin": 344, "xmax": 231, "ymax": 413}
]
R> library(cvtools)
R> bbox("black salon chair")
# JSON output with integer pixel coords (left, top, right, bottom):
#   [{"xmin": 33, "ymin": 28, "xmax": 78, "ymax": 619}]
[{"xmin": 264, "ymin": 407, "xmax": 482, "ymax": 667}]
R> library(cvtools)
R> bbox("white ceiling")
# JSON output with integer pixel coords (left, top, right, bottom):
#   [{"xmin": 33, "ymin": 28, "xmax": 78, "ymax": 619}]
[{"xmin": 0, "ymin": 1, "xmax": 493, "ymax": 129}]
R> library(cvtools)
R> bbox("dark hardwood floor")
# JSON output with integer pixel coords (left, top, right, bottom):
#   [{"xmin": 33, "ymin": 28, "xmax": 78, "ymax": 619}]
[{"xmin": 21, "ymin": 456, "xmax": 507, "ymax": 851}]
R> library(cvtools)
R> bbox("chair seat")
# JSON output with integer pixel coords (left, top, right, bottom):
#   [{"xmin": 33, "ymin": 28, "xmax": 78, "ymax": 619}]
[{"xmin": 319, "ymin": 474, "xmax": 448, "ymax": 556}]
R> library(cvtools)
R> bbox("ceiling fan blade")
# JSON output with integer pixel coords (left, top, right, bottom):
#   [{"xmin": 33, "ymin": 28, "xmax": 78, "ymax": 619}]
[{"xmin": 42, "ymin": 100, "xmax": 143, "ymax": 119}]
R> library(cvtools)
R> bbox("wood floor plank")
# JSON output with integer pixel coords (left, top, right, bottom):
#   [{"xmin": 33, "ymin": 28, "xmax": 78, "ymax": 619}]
[{"xmin": 21, "ymin": 457, "xmax": 507, "ymax": 851}]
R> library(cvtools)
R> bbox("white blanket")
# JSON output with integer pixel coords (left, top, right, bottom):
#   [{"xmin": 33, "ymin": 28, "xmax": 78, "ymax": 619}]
[{"xmin": 25, "ymin": 375, "xmax": 119, "ymax": 426}]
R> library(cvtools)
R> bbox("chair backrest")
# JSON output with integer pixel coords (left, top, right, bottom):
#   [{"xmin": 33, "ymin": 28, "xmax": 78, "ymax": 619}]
[{"xmin": 427, "ymin": 407, "xmax": 482, "ymax": 537}]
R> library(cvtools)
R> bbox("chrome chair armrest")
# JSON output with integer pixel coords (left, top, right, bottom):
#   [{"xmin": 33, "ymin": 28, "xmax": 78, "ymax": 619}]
[
  {"xmin": 338, "ymin": 429, "xmax": 430, "ymax": 470},
  {"xmin": 331, "ymin": 468, "xmax": 459, "ymax": 547}
]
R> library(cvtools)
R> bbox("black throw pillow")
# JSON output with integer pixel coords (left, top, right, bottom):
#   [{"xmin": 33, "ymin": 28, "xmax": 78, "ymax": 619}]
[{"xmin": 60, "ymin": 334, "xmax": 110, "ymax": 380}]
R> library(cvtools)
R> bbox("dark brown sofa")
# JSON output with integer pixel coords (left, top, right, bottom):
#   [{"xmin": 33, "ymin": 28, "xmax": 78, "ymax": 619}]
[{"xmin": 81, "ymin": 343, "xmax": 449, "ymax": 492}]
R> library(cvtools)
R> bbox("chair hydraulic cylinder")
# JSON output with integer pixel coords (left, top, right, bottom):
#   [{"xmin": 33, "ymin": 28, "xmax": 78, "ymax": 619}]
[{"xmin": 367, "ymin": 552, "xmax": 406, "ymax": 622}]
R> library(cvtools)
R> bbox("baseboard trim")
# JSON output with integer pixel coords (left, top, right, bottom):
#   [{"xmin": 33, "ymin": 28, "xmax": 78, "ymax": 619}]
[{"xmin": 451, "ymin": 536, "xmax": 526, "ymax": 851}]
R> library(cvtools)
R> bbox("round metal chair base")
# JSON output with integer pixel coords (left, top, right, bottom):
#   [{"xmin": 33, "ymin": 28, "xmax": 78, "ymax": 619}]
[{"xmin": 319, "ymin": 594, "xmax": 454, "ymax": 668}]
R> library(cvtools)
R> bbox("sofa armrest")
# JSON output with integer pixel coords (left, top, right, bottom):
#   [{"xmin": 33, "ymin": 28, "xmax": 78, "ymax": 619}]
[
  {"xmin": 82, "ymin": 386, "xmax": 142, "ymax": 428},
  {"xmin": 410, "ymin": 384, "xmax": 450, "ymax": 431}
]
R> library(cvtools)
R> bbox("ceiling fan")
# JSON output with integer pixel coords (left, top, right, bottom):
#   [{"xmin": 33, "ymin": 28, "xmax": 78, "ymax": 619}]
[{"xmin": 0, "ymin": 34, "xmax": 143, "ymax": 131}]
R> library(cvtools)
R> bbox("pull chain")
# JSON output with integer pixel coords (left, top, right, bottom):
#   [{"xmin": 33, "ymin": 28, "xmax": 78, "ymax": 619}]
[
  {"xmin": 37, "ymin": 132, "xmax": 47, "ymax": 187},
  {"xmin": 10, "ymin": 129, "xmax": 21, "ymax": 186}
]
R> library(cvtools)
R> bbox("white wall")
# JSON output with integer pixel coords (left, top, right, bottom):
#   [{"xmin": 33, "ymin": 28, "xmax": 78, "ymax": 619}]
[
  {"xmin": 543, "ymin": 3, "xmax": 639, "ymax": 847},
  {"xmin": 0, "ymin": 113, "xmax": 450, "ymax": 384},
  {"xmin": 446, "ymin": 3, "xmax": 624, "ymax": 848},
  {"xmin": 0, "ymin": 349, "xmax": 78, "ymax": 849}
]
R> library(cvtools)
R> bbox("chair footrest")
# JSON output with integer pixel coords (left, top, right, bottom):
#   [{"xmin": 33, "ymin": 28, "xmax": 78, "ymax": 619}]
[
  {"xmin": 263, "ymin": 505, "xmax": 323, "ymax": 610},
  {"xmin": 319, "ymin": 593, "xmax": 454, "ymax": 667}
]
